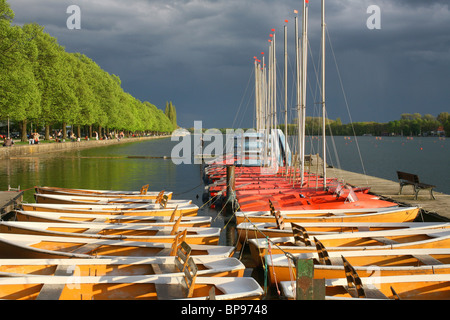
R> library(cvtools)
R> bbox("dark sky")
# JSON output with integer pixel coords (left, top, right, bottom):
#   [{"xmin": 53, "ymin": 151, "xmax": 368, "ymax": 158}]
[{"xmin": 8, "ymin": 0, "xmax": 450, "ymax": 129}]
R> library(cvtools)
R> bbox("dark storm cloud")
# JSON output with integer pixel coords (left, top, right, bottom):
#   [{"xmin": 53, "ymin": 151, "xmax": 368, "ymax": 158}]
[{"xmin": 7, "ymin": 0, "xmax": 450, "ymax": 128}]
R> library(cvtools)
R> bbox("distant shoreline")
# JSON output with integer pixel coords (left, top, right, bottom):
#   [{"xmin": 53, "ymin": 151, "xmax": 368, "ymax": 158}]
[{"xmin": 0, "ymin": 135, "xmax": 170, "ymax": 160}]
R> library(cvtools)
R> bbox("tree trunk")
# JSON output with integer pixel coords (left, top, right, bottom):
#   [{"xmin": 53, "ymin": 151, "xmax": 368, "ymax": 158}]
[
  {"xmin": 45, "ymin": 125, "xmax": 50, "ymax": 141},
  {"xmin": 62, "ymin": 122, "xmax": 67, "ymax": 140},
  {"xmin": 77, "ymin": 125, "xmax": 81, "ymax": 139},
  {"xmin": 89, "ymin": 125, "xmax": 92, "ymax": 139},
  {"xmin": 21, "ymin": 120, "xmax": 27, "ymax": 143}
]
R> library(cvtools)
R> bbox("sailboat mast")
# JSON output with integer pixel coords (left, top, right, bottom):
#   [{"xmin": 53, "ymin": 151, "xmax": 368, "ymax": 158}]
[
  {"xmin": 272, "ymin": 30, "xmax": 277, "ymax": 130},
  {"xmin": 284, "ymin": 22, "xmax": 288, "ymax": 169},
  {"xmin": 254, "ymin": 58, "xmax": 260, "ymax": 131},
  {"xmin": 300, "ymin": 0, "xmax": 308, "ymax": 186},
  {"xmin": 295, "ymin": 12, "xmax": 301, "ymax": 181},
  {"xmin": 321, "ymin": 0, "xmax": 327, "ymax": 189}
]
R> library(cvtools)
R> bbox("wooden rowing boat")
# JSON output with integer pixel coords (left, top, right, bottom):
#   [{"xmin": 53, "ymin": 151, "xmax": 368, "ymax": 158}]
[
  {"xmin": 235, "ymin": 206, "xmax": 421, "ymax": 225},
  {"xmin": 0, "ymin": 254, "xmax": 245, "ymax": 278},
  {"xmin": 34, "ymin": 193, "xmax": 191, "ymax": 206},
  {"xmin": 0, "ymin": 232, "xmax": 235, "ymax": 259},
  {"xmin": 20, "ymin": 203, "xmax": 199, "ymax": 216},
  {"xmin": 247, "ymin": 228, "xmax": 450, "ymax": 266},
  {"xmin": 35, "ymin": 186, "xmax": 173, "ymax": 200},
  {"xmin": 0, "ymin": 247, "xmax": 258, "ymax": 300},
  {"xmin": 0, "ymin": 274, "xmax": 263, "ymax": 300},
  {"xmin": 266, "ymin": 248, "xmax": 450, "ymax": 285},
  {"xmin": 280, "ymin": 274, "xmax": 450, "ymax": 300},
  {"xmin": 15, "ymin": 210, "xmax": 211, "ymax": 228},
  {"xmin": 236, "ymin": 221, "xmax": 450, "ymax": 243},
  {"xmin": 0, "ymin": 221, "xmax": 220, "ymax": 245}
]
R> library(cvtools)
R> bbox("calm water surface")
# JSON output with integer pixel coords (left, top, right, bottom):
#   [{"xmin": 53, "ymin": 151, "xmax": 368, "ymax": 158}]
[
  {"xmin": 0, "ymin": 138, "xmax": 234, "ymax": 245},
  {"xmin": 299, "ymin": 135, "xmax": 449, "ymax": 194}
]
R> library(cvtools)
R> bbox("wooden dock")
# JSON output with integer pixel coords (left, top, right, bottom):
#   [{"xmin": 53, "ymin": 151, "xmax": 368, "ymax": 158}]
[
  {"xmin": 0, "ymin": 191, "xmax": 24, "ymax": 220},
  {"xmin": 325, "ymin": 166, "xmax": 450, "ymax": 221}
]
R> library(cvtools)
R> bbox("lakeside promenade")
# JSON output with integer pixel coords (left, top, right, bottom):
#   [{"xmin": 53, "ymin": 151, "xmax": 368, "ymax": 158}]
[{"xmin": 0, "ymin": 135, "xmax": 170, "ymax": 160}]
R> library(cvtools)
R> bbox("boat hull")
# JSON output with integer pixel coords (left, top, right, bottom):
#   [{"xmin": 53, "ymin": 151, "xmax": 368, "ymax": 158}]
[
  {"xmin": 15, "ymin": 210, "xmax": 211, "ymax": 228},
  {"xmin": 34, "ymin": 194, "xmax": 190, "ymax": 206},
  {"xmin": 235, "ymin": 207, "xmax": 419, "ymax": 224},
  {"xmin": 0, "ymin": 276, "xmax": 263, "ymax": 300},
  {"xmin": 248, "ymin": 231, "xmax": 450, "ymax": 266},
  {"xmin": 21, "ymin": 203, "xmax": 199, "ymax": 217},
  {"xmin": 0, "ymin": 222, "xmax": 220, "ymax": 245},
  {"xmin": 280, "ymin": 274, "xmax": 450, "ymax": 300},
  {"xmin": 35, "ymin": 187, "xmax": 173, "ymax": 200},
  {"xmin": 236, "ymin": 220, "xmax": 449, "ymax": 243},
  {"xmin": 0, "ymin": 257, "xmax": 245, "ymax": 278},
  {"xmin": 265, "ymin": 249, "xmax": 450, "ymax": 285},
  {"xmin": 0, "ymin": 233, "xmax": 234, "ymax": 259}
]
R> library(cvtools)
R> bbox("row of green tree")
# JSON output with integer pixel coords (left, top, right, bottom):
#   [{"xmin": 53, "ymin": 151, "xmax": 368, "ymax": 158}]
[
  {"xmin": 278, "ymin": 112, "xmax": 450, "ymax": 137},
  {"xmin": 0, "ymin": 0, "xmax": 176, "ymax": 141},
  {"xmin": 165, "ymin": 101, "xmax": 178, "ymax": 129}
]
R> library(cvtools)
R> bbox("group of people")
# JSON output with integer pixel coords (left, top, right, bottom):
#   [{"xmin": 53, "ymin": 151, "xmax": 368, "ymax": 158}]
[
  {"xmin": 28, "ymin": 132, "xmax": 40, "ymax": 145},
  {"xmin": 2, "ymin": 137, "xmax": 14, "ymax": 147},
  {"xmin": 2, "ymin": 129, "xmax": 128, "ymax": 147}
]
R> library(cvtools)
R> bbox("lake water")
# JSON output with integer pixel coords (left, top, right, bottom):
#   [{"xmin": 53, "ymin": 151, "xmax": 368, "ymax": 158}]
[
  {"xmin": 299, "ymin": 135, "xmax": 449, "ymax": 194},
  {"xmin": 0, "ymin": 138, "xmax": 234, "ymax": 245}
]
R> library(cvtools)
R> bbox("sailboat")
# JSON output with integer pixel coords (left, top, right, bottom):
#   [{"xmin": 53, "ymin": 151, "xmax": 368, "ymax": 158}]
[{"xmin": 204, "ymin": 0, "xmax": 399, "ymax": 215}]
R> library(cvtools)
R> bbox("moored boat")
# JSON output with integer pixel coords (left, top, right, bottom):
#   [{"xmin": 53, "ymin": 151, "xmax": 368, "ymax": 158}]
[
  {"xmin": 0, "ymin": 232, "xmax": 234, "ymax": 259},
  {"xmin": 35, "ymin": 186, "xmax": 173, "ymax": 200},
  {"xmin": 265, "ymin": 248, "xmax": 450, "ymax": 285},
  {"xmin": 20, "ymin": 203, "xmax": 199, "ymax": 217},
  {"xmin": 235, "ymin": 206, "xmax": 421, "ymax": 225},
  {"xmin": 237, "ymin": 194, "xmax": 398, "ymax": 212},
  {"xmin": 236, "ymin": 221, "xmax": 450, "ymax": 243},
  {"xmin": 0, "ymin": 221, "xmax": 220, "ymax": 245},
  {"xmin": 279, "ymin": 273, "xmax": 450, "ymax": 300},
  {"xmin": 15, "ymin": 210, "xmax": 211, "ymax": 228},
  {"xmin": 248, "ymin": 229, "xmax": 450, "ymax": 266},
  {"xmin": 0, "ymin": 274, "xmax": 263, "ymax": 300},
  {"xmin": 34, "ymin": 193, "xmax": 191, "ymax": 206},
  {"xmin": 0, "ymin": 256, "xmax": 245, "ymax": 278}
]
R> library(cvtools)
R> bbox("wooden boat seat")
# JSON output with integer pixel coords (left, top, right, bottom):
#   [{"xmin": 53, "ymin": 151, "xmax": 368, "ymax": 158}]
[
  {"xmin": 155, "ymin": 281, "xmax": 190, "ymax": 299},
  {"xmin": 36, "ymin": 265, "xmax": 75, "ymax": 300},
  {"xmin": 156, "ymin": 248, "xmax": 172, "ymax": 256},
  {"xmin": 411, "ymin": 254, "xmax": 443, "ymax": 266},
  {"xmin": 155, "ymin": 254, "xmax": 198, "ymax": 299},
  {"xmin": 329, "ymin": 257, "xmax": 344, "ymax": 265},
  {"xmin": 328, "ymin": 212, "xmax": 346, "ymax": 216},
  {"xmin": 82, "ymin": 227, "xmax": 106, "ymax": 235},
  {"xmin": 70, "ymin": 243, "xmax": 103, "ymax": 255},
  {"xmin": 369, "ymin": 237, "xmax": 398, "ymax": 246},
  {"xmin": 346, "ymin": 284, "xmax": 389, "ymax": 299}
]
